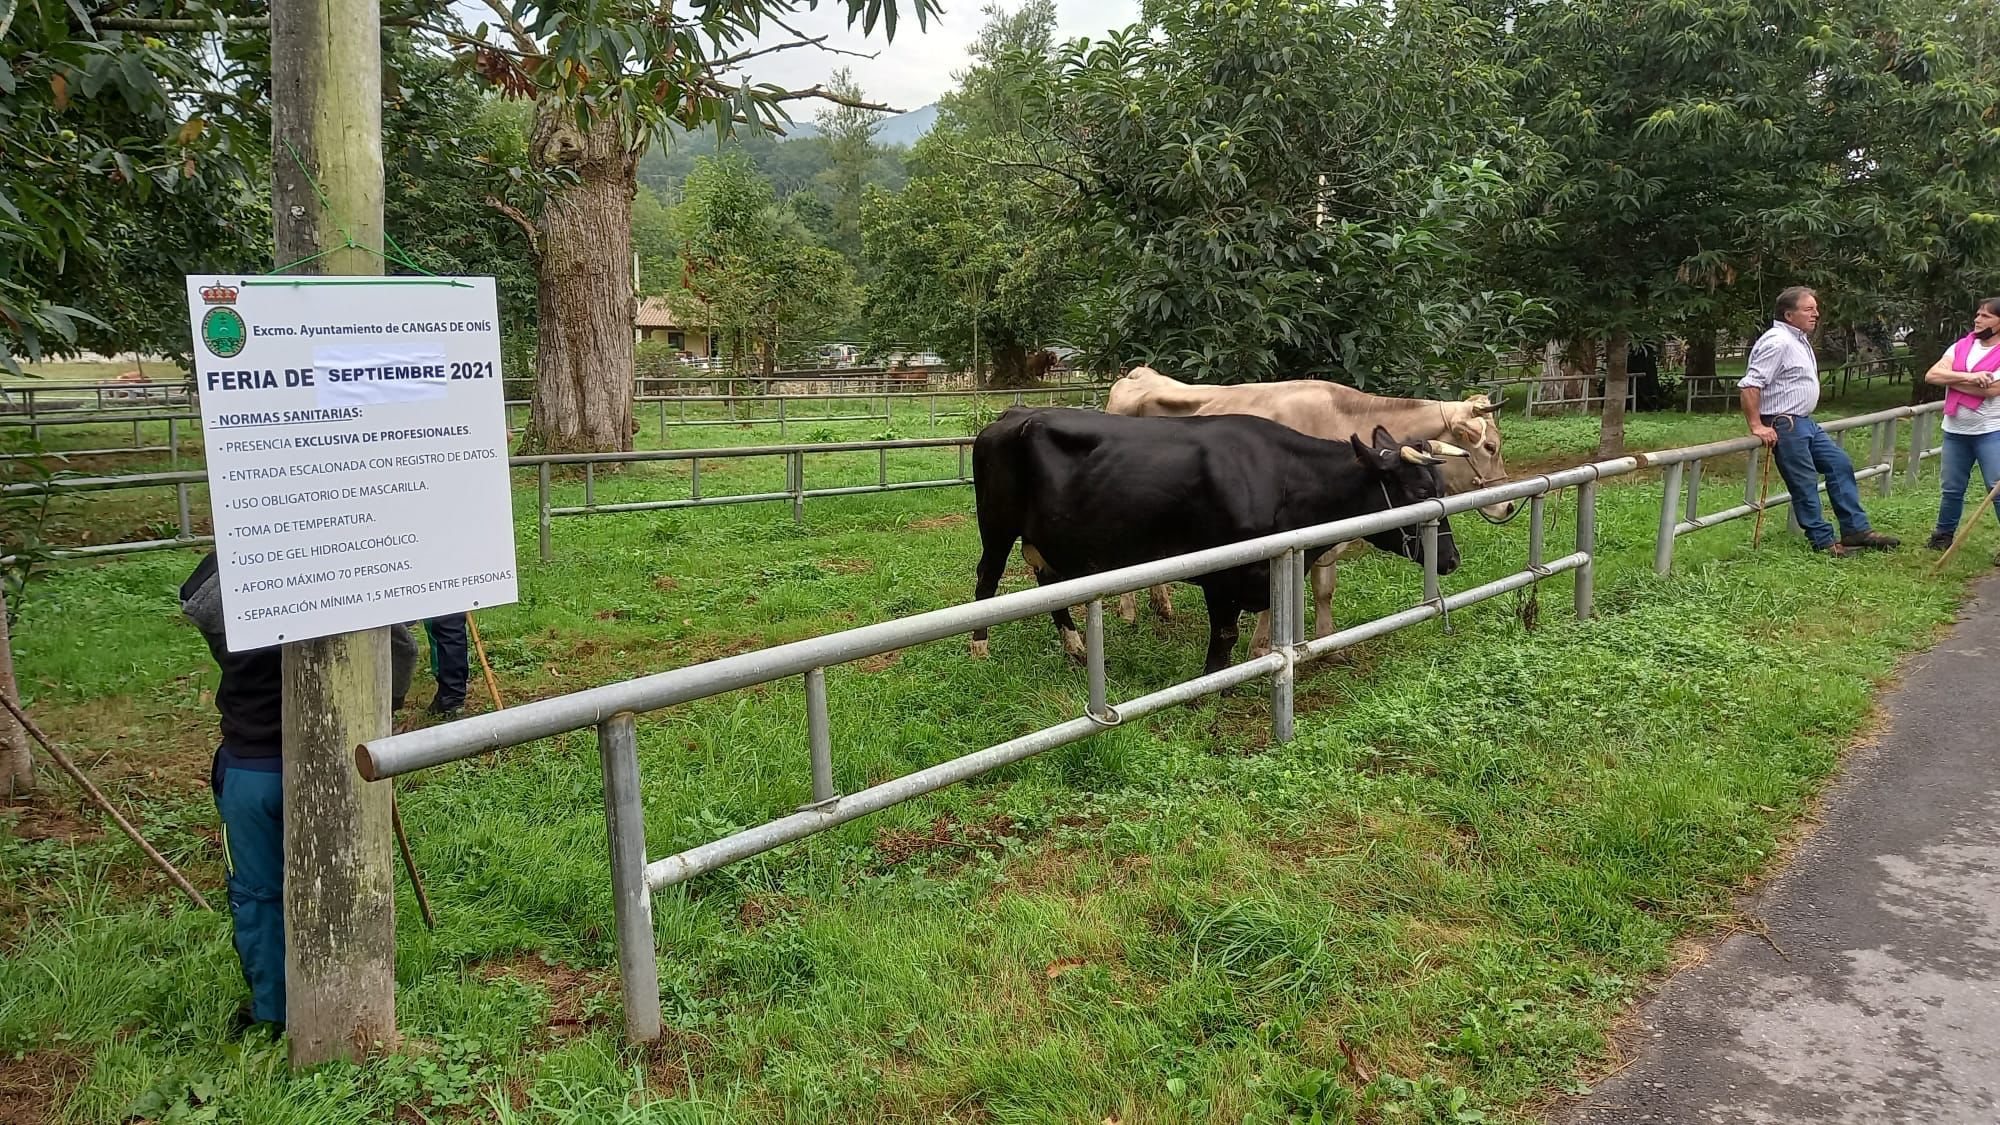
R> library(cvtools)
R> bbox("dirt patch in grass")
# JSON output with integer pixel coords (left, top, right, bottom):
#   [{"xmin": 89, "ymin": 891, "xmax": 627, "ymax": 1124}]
[
  {"xmin": 475, "ymin": 953, "xmax": 617, "ymax": 1039},
  {"xmin": 0, "ymin": 1049, "xmax": 83, "ymax": 1125},
  {"xmin": 907, "ymin": 514, "xmax": 966, "ymax": 530},
  {"xmin": 872, "ymin": 813, "xmax": 1016, "ymax": 869}
]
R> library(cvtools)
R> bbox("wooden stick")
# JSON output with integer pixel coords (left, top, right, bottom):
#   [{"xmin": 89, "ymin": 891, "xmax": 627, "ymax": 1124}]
[
  {"xmin": 0, "ymin": 694, "xmax": 214, "ymax": 911},
  {"xmin": 390, "ymin": 787, "xmax": 436, "ymax": 930},
  {"xmin": 466, "ymin": 612, "xmax": 506, "ymax": 712},
  {"xmin": 1930, "ymin": 475, "xmax": 2000, "ymax": 576}
]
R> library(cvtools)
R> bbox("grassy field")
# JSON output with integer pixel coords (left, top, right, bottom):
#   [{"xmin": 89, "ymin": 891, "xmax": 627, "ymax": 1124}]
[{"xmin": 2, "ymin": 383, "xmax": 1993, "ymax": 1124}]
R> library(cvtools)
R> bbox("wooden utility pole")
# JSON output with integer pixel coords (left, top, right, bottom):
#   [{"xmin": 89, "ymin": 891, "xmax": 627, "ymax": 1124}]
[
  {"xmin": 0, "ymin": 585, "xmax": 32, "ymax": 795},
  {"xmin": 271, "ymin": 0, "xmax": 396, "ymax": 1065}
]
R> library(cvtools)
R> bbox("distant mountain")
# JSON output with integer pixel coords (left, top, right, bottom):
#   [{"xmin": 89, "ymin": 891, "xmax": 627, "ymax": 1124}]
[
  {"xmin": 779, "ymin": 103, "xmax": 937, "ymax": 147},
  {"xmin": 874, "ymin": 104, "xmax": 939, "ymax": 148}
]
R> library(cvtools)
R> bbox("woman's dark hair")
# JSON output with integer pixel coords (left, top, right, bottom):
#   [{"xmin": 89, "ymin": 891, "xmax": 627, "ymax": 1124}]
[{"xmin": 1978, "ymin": 297, "xmax": 2000, "ymax": 318}]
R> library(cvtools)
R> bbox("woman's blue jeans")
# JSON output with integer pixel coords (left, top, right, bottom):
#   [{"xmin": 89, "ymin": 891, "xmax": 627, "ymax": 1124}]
[{"xmin": 1935, "ymin": 428, "xmax": 2000, "ymax": 536}]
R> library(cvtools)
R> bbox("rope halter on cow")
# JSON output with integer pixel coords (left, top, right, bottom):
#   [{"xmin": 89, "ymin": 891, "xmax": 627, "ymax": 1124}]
[{"xmin": 1437, "ymin": 397, "xmax": 1525, "ymax": 526}]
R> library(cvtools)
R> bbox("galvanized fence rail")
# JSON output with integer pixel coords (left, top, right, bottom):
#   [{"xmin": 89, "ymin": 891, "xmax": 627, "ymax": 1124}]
[
  {"xmin": 353, "ymin": 400, "xmax": 1946, "ymax": 1044},
  {"xmin": 0, "ymin": 436, "xmax": 984, "ymax": 563}
]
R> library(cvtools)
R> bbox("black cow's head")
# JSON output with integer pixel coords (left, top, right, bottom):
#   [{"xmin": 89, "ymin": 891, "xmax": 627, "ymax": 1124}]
[{"xmin": 1348, "ymin": 424, "xmax": 1463, "ymax": 576}]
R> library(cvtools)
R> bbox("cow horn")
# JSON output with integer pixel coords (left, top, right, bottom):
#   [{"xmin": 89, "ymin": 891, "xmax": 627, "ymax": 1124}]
[
  {"xmin": 1473, "ymin": 395, "xmax": 1504, "ymax": 415},
  {"xmin": 1427, "ymin": 440, "xmax": 1471, "ymax": 458},
  {"xmin": 1399, "ymin": 445, "xmax": 1443, "ymax": 465}
]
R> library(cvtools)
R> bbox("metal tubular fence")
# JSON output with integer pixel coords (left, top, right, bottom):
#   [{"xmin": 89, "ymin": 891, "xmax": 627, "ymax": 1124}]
[
  {"xmin": 352, "ymin": 399, "xmax": 1946, "ymax": 1044},
  {"xmin": 0, "ymin": 436, "xmax": 983, "ymax": 564},
  {"xmin": 0, "ymin": 380, "xmax": 192, "ymax": 417},
  {"xmin": 514, "ymin": 384, "xmax": 1112, "ymax": 442}
]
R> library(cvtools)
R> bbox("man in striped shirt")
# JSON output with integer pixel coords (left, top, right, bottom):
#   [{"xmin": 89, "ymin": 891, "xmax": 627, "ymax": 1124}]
[{"xmin": 1739, "ymin": 286, "xmax": 1900, "ymax": 557}]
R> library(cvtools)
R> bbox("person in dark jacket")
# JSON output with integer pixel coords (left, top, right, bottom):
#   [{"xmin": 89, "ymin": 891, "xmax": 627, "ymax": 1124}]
[
  {"xmin": 421, "ymin": 613, "xmax": 469, "ymax": 716},
  {"xmin": 179, "ymin": 552, "xmax": 415, "ymax": 1032}
]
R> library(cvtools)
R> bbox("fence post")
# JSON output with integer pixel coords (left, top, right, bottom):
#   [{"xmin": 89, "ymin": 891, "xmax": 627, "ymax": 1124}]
[
  {"xmin": 1744, "ymin": 446, "xmax": 1761, "ymax": 509},
  {"xmin": 168, "ymin": 418, "xmax": 179, "ymax": 467},
  {"xmin": 805, "ymin": 668, "xmax": 835, "ymax": 805},
  {"xmin": 1528, "ymin": 495, "xmax": 1546, "ymax": 570},
  {"xmin": 1653, "ymin": 461, "xmax": 1684, "ymax": 575},
  {"xmin": 537, "ymin": 463, "xmax": 551, "ymax": 563},
  {"xmin": 1086, "ymin": 599, "xmax": 1109, "ymax": 723},
  {"xmin": 1268, "ymin": 550, "xmax": 1296, "ymax": 744},
  {"xmin": 779, "ymin": 396, "xmax": 788, "ymax": 441},
  {"xmin": 1877, "ymin": 419, "xmax": 1895, "ymax": 497},
  {"xmin": 1684, "ymin": 458, "xmax": 1703, "ymax": 523},
  {"xmin": 1575, "ymin": 481, "xmax": 1597, "ymax": 619},
  {"xmin": 790, "ymin": 451, "xmax": 805, "ymax": 525},
  {"xmin": 1906, "ymin": 411, "xmax": 1927, "ymax": 485},
  {"xmin": 1421, "ymin": 522, "xmax": 1445, "ymax": 634},
  {"xmin": 597, "ymin": 713, "xmax": 662, "ymax": 1044}
]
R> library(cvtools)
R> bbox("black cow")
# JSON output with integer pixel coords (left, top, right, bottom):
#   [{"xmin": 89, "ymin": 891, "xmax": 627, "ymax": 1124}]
[{"xmin": 968, "ymin": 407, "xmax": 1465, "ymax": 674}]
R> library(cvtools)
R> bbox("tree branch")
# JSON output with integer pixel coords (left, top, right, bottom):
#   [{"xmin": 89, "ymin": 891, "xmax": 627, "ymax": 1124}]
[
  {"xmin": 487, "ymin": 196, "xmax": 541, "ymax": 257},
  {"xmin": 477, "ymin": 0, "xmax": 540, "ymax": 58},
  {"xmin": 96, "ymin": 14, "xmax": 270, "ymax": 29},
  {"xmin": 750, "ymin": 82, "xmax": 902, "ymax": 114},
  {"xmin": 716, "ymin": 35, "xmax": 874, "ymax": 70},
  {"xmin": 934, "ymin": 144, "xmax": 1089, "ymax": 191}
]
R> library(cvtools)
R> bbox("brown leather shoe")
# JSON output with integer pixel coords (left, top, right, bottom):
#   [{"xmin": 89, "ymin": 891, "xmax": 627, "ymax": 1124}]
[
  {"xmin": 1839, "ymin": 530, "xmax": 1900, "ymax": 550},
  {"xmin": 1814, "ymin": 541, "xmax": 1853, "ymax": 558}
]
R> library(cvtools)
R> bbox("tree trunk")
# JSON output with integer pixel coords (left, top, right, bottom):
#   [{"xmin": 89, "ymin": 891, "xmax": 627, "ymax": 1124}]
[
  {"xmin": 1685, "ymin": 333, "xmax": 1717, "ymax": 383},
  {"xmin": 1909, "ymin": 300, "xmax": 1953, "ymax": 405},
  {"xmin": 985, "ymin": 341, "xmax": 1033, "ymax": 389},
  {"xmin": 0, "ymin": 586, "xmax": 30, "ymax": 795},
  {"xmin": 1559, "ymin": 336, "xmax": 1596, "ymax": 409},
  {"xmin": 525, "ymin": 100, "xmax": 636, "ymax": 454},
  {"xmin": 1599, "ymin": 328, "xmax": 1630, "ymax": 458}
]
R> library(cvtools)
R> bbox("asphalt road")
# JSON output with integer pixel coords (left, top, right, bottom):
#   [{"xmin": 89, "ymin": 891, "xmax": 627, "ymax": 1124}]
[{"xmin": 1555, "ymin": 572, "xmax": 2000, "ymax": 1125}]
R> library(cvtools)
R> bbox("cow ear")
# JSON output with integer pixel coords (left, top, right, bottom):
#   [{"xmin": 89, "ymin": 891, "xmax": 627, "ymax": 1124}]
[
  {"xmin": 1369, "ymin": 423, "xmax": 1397, "ymax": 450},
  {"xmin": 1450, "ymin": 414, "xmax": 1485, "ymax": 443},
  {"xmin": 1351, "ymin": 433, "xmax": 1395, "ymax": 472}
]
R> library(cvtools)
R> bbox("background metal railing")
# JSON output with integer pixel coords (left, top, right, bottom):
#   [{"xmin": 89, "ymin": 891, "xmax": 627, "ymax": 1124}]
[
  {"xmin": 352, "ymin": 399, "xmax": 1946, "ymax": 1044},
  {"xmin": 0, "ymin": 435, "xmax": 986, "ymax": 563}
]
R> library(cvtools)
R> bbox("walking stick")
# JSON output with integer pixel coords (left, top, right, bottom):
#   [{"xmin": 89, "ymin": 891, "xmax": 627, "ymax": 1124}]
[
  {"xmin": 390, "ymin": 785, "xmax": 437, "ymax": 930},
  {"xmin": 466, "ymin": 611, "xmax": 506, "ymax": 712},
  {"xmin": 0, "ymin": 694, "xmax": 213, "ymax": 911},
  {"xmin": 1930, "ymin": 475, "xmax": 2000, "ymax": 576}
]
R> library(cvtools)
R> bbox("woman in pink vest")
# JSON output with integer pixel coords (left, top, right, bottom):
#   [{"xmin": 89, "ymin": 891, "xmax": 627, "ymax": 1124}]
[{"xmin": 1924, "ymin": 297, "xmax": 2000, "ymax": 552}]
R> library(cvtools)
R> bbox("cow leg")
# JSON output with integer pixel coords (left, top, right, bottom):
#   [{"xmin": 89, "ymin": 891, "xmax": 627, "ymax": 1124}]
[
  {"xmin": 1037, "ymin": 574, "xmax": 1086, "ymax": 663},
  {"xmin": 968, "ymin": 536, "xmax": 1014, "ymax": 659},
  {"xmin": 1149, "ymin": 584, "xmax": 1176, "ymax": 621},
  {"xmin": 1311, "ymin": 558, "xmax": 1338, "ymax": 640},
  {"xmin": 1116, "ymin": 592, "xmax": 1138, "ymax": 625},
  {"xmin": 1248, "ymin": 610, "xmax": 1272, "ymax": 659},
  {"xmin": 1199, "ymin": 587, "xmax": 1242, "ymax": 676}
]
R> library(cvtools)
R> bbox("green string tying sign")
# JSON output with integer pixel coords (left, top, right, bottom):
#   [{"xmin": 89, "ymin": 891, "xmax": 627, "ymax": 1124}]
[{"xmin": 248, "ymin": 139, "xmax": 470, "ymax": 288}]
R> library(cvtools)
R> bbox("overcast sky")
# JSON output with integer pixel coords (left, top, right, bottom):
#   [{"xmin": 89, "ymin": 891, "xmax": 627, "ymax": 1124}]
[{"xmin": 725, "ymin": 0, "xmax": 1143, "ymax": 114}]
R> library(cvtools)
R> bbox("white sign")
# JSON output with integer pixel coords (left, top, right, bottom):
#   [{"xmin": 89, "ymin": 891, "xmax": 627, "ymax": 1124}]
[{"xmin": 185, "ymin": 276, "xmax": 519, "ymax": 650}]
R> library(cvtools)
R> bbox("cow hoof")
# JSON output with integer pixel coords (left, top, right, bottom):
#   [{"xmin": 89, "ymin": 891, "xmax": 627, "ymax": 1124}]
[
  {"xmin": 970, "ymin": 638, "xmax": 989, "ymax": 659},
  {"xmin": 1062, "ymin": 631, "xmax": 1086, "ymax": 662},
  {"xmin": 1116, "ymin": 593, "xmax": 1138, "ymax": 625}
]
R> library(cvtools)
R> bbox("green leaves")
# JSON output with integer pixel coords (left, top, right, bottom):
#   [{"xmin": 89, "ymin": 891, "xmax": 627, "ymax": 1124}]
[{"xmin": 1039, "ymin": 0, "xmax": 1543, "ymax": 388}]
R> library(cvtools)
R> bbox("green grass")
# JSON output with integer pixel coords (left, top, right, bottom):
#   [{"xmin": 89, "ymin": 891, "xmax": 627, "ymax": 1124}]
[{"xmin": 2, "ymin": 384, "xmax": 1992, "ymax": 1124}]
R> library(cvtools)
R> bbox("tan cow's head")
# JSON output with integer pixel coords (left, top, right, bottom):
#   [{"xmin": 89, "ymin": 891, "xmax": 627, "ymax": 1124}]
[{"xmin": 1438, "ymin": 395, "xmax": 1515, "ymax": 521}]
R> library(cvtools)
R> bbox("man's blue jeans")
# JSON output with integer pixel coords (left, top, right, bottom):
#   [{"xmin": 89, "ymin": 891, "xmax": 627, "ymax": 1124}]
[
  {"xmin": 1935, "ymin": 428, "xmax": 2000, "ymax": 536},
  {"xmin": 1765, "ymin": 413, "xmax": 1871, "ymax": 550}
]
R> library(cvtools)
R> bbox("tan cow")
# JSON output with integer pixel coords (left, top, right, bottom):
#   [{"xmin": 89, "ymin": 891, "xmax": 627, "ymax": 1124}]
[{"xmin": 1103, "ymin": 366, "xmax": 1514, "ymax": 652}]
